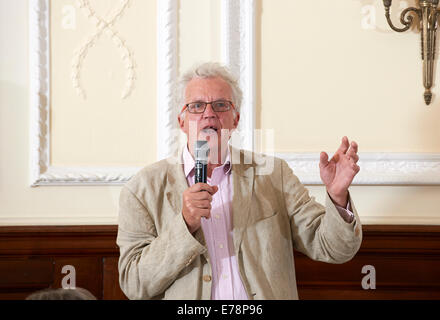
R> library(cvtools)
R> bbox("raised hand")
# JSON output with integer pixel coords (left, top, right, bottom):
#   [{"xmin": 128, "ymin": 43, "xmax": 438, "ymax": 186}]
[{"xmin": 319, "ymin": 136, "xmax": 360, "ymax": 207}]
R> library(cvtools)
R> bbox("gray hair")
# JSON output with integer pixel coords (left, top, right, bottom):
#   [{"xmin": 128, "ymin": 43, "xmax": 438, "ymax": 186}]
[
  {"xmin": 26, "ymin": 287, "xmax": 97, "ymax": 300},
  {"xmin": 177, "ymin": 62, "xmax": 243, "ymax": 116}
]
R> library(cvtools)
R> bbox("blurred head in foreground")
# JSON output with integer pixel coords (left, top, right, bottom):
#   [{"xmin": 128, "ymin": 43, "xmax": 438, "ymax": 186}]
[{"xmin": 26, "ymin": 287, "xmax": 97, "ymax": 300}]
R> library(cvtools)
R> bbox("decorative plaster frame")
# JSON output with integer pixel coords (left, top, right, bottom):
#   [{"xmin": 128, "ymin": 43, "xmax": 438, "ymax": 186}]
[
  {"xmin": 30, "ymin": 0, "xmax": 178, "ymax": 186},
  {"xmin": 30, "ymin": 0, "xmax": 440, "ymax": 186},
  {"xmin": 277, "ymin": 152, "xmax": 440, "ymax": 185},
  {"xmin": 29, "ymin": 0, "xmax": 253, "ymax": 186}
]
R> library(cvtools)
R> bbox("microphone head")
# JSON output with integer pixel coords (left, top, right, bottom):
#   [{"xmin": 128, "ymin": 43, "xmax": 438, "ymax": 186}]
[{"xmin": 195, "ymin": 140, "xmax": 210, "ymax": 162}]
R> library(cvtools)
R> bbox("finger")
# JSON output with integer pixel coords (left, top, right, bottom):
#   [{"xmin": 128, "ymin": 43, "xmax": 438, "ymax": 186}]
[
  {"xmin": 346, "ymin": 152, "xmax": 359, "ymax": 163},
  {"xmin": 191, "ymin": 199, "xmax": 211, "ymax": 209},
  {"xmin": 350, "ymin": 154, "xmax": 359, "ymax": 163},
  {"xmin": 319, "ymin": 152, "xmax": 329, "ymax": 168},
  {"xmin": 190, "ymin": 183, "xmax": 211, "ymax": 192},
  {"xmin": 191, "ymin": 183, "xmax": 217, "ymax": 195},
  {"xmin": 350, "ymin": 141, "xmax": 358, "ymax": 154},
  {"xmin": 191, "ymin": 191, "xmax": 213, "ymax": 201},
  {"xmin": 187, "ymin": 206, "xmax": 210, "ymax": 217},
  {"xmin": 197, "ymin": 209, "xmax": 211, "ymax": 219},
  {"xmin": 336, "ymin": 136, "xmax": 350, "ymax": 155},
  {"xmin": 347, "ymin": 141, "xmax": 358, "ymax": 158},
  {"xmin": 330, "ymin": 153, "xmax": 339, "ymax": 163},
  {"xmin": 351, "ymin": 162, "xmax": 360, "ymax": 173}
]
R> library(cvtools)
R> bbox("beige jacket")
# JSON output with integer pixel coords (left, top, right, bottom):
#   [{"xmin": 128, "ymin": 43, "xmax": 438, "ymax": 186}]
[{"xmin": 117, "ymin": 148, "xmax": 362, "ymax": 300}]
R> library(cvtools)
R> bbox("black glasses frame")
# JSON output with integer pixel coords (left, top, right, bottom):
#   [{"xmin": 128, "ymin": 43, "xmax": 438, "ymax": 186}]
[{"xmin": 183, "ymin": 100, "xmax": 235, "ymax": 114}]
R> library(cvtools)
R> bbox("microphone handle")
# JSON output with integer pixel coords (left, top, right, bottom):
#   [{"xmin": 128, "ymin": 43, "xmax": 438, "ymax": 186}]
[{"xmin": 195, "ymin": 160, "xmax": 207, "ymax": 184}]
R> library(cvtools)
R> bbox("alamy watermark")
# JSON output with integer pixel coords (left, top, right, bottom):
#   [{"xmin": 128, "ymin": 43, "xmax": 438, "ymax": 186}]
[
  {"xmin": 360, "ymin": 1, "xmax": 409, "ymax": 31},
  {"xmin": 361, "ymin": 265, "xmax": 376, "ymax": 290},
  {"xmin": 62, "ymin": 5, "xmax": 77, "ymax": 30},
  {"xmin": 61, "ymin": 265, "xmax": 76, "ymax": 289}
]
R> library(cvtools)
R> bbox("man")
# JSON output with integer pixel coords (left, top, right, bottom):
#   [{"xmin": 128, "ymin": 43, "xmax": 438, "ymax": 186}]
[{"xmin": 117, "ymin": 62, "xmax": 362, "ymax": 300}]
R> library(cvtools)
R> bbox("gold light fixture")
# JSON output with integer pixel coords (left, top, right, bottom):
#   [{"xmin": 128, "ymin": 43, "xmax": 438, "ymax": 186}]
[{"xmin": 383, "ymin": 0, "xmax": 439, "ymax": 105}]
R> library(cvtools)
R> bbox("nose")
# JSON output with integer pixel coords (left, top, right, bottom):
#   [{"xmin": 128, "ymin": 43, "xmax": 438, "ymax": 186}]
[{"xmin": 202, "ymin": 103, "xmax": 217, "ymax": 118}]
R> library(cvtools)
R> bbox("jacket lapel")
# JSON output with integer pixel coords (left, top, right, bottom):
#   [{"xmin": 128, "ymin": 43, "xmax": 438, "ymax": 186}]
[{"xmin": 231, "ymin": 149, "xmax": 255, "ymax": 256}]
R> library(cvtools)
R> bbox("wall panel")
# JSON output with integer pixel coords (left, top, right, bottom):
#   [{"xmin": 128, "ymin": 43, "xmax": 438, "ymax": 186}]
[{"xmin": 0, "ymin": 225, "xmax": 438, "ymax": 300}]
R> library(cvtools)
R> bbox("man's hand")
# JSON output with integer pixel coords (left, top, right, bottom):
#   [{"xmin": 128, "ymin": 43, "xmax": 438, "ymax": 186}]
[
  {"xmin": 319, "ymin": 136, "xmax": 360, "ymax": 207},
  {"xmin": 182, "ymin": 183, "xmax": 218, "ymax": 234}
]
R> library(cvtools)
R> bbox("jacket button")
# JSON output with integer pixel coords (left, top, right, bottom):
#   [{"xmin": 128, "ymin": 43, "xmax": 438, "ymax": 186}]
[{"xmin": 203, "ymin": 275, "xmax": 212, "ymax": 282}]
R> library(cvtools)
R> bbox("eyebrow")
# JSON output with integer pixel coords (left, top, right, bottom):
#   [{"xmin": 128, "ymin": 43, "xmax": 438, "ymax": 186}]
[{"xmin": 188, "ymin": 98, "xmax": 230, "ymax": 102}]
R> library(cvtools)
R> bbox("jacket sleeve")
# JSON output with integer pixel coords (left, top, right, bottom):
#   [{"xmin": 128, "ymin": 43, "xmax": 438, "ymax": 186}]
[
  {"xmin": 280, "ymin": 159, "xmax": 362, "ymax": 264},
  {"xmin": 116, "ymin": 185, "xmax": 207, "ymax": 300}
]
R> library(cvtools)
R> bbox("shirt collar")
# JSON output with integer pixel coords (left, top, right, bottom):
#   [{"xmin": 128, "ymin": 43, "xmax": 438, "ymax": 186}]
[{"xmin": 182, "ymin": 144, "xmax": 232, "ymax": 178}]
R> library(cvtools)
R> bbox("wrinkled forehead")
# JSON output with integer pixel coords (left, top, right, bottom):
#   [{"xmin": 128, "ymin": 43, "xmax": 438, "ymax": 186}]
[{"xmin": 184, "ymin": 77, "xmax": 233, "ymax": 102}]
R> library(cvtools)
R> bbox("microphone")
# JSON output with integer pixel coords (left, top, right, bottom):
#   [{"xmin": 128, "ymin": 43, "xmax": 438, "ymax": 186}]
[{"xmin": 194, "ymin": 140, "xmax": 209, "ymax": 184}]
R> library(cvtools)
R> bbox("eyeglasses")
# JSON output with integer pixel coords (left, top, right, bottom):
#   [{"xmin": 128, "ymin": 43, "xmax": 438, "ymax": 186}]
[{"xmin": 181, "ymin": 100, "xmax": 235, "ymax": 114}]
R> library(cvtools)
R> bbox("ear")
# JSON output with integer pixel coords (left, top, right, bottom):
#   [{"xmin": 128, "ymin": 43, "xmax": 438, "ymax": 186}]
[
  {"xmin": 178, "ymin": 112, "xmax": 185, "ymax": 131},
  {"xmin": 233, "ymin": 112, "xmax": 240, "ymax": 129}
]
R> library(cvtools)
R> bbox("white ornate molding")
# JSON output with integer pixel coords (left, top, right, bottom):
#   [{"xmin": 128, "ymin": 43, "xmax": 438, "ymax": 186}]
[
  {"xmin": 30, "ymin": 0, "xmax": 51, "ymax": 186},
  {"xmin": 277, "ymin": 153, "xmax": 440, "ymax": 185},
  {"xmin": 356, "ymin": 215, "xmax": 440, "ymax": 225},
  {"xmin": 29, "ymin": 0, "xmax": 177, "ymax": 186},
  {"xmin": 72, "ymin": 0, "xmax": 135, "ymax": 100},
  {"xmin": 221, "ymin": 0, "xmax": 256, "ymax": 152},
  {"xmin": 156, "ymin": 0, "xmax": 178, "ymax": 161},
  {"xmin": 34, "ymin": 166, "xmax": 141, "ymax": 186}
]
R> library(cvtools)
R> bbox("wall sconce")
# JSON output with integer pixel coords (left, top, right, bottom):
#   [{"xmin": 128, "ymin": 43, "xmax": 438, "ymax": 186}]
[{"xmin": 383, "ymin": 0, "xmax": 439, "ymax": 105}]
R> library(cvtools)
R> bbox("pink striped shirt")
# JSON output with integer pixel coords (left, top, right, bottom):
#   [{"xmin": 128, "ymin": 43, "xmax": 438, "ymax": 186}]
[
  {"xmin": 182, "ymin": 145, "xmax": 354, "ymax": 300},
  {"xmin": 183, "ymin": 145, "xmax": 249, "ymax": 300}
]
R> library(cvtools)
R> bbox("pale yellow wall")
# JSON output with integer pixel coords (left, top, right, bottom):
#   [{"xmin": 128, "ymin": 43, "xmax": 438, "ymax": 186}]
[
  {"xmin": 179, "ymin": 0, "xmax": 221, "ymax": 75},
  {"xmin": 50, "ymin": 0, "xmax": 157, "ymax": 166},
  {"xmin": 258, "ymin": 0, "xmax": 440, "ymax": 224},
  {"xmin": 0, "ymin": 0, "xmax": 439, "ymax": 225},
  {"xmin": 259, "ymin": 0, "xmax": 440, "ymax": 153}
]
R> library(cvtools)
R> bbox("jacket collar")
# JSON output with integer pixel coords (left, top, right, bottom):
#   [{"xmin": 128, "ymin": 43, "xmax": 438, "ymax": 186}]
[{"xmin": 230, "ymin": 148, "xmax": 255, "ymax": 255}]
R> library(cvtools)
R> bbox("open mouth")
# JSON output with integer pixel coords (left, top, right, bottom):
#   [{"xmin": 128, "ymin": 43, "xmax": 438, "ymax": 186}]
[{"xmin": 201, "ymin": 125, "xmax": 219, "ymax": 134}]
